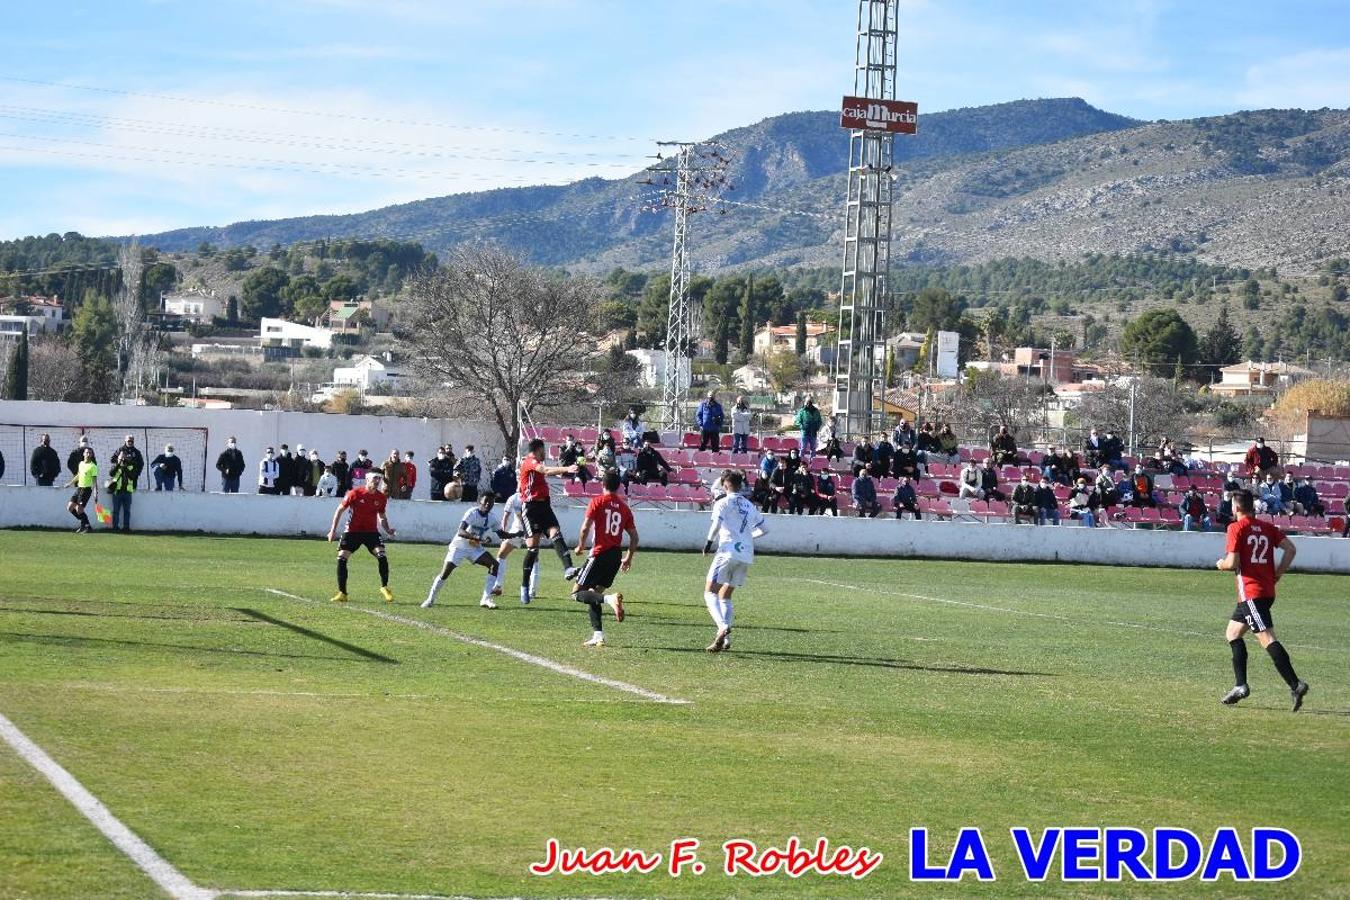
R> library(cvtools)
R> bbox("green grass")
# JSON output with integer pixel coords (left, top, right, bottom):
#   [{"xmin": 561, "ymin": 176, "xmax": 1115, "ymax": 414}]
[{"xmin": 0, "ymin": 528, "xmax": 1347, "ymax": 899}]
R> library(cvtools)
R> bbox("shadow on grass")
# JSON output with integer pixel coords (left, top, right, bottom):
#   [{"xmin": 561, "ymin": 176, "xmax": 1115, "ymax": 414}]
[
  {"xmin": 0, "ymin": 604, "xmax": 255, "ymax": 623},
  {"xmin": 648, "ymin": 646, "xmax": 1057, "ymax": 677},
  {"xmin": 0, "ymin": 630, "xmax": 382, "ymax": 664},
  {"xmin": 233, "ymin": 609, "xmax": 398, "ymax": 664},
  {"xmin": 484, "ymin": 605, "xmax": 834, "ymax": 634}
]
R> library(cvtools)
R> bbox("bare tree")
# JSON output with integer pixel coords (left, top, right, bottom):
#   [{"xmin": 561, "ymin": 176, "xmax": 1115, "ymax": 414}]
[
  {"xmin": 114, "ymin": 240, "xmax": 162, "ymax": 400},
  {"xmin": 398, "ymin": 245, "xmax": 601, "ymax": 449},
  {"xmin": 927, "ymin": 370, "xmax": 1052, "ymax": 445},
  {"xmin": 27, "ymin": 338, "xmax": 84, "ymax": 402},
  {"xmin": 1073, "ymin": 377, "xmax": 1195, "ymax": 453}
]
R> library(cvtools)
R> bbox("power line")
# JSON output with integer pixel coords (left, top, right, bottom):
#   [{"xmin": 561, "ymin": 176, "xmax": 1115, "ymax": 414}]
[{"xmin": 0, "ymin": 75, "xmax": 655, "ymax": 143}]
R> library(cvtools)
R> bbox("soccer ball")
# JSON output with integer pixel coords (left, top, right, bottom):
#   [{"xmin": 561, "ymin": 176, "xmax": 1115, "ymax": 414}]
[{"xmin": 443, "ymin": 482, "xmax": 463, "ymax": 501}]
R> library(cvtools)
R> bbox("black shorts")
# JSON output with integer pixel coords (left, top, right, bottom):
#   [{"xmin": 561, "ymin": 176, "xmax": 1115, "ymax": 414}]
[
  {"xmin": 1232, "ymin": 597, "xmax": 1275, "ymax": 633},
  {"xmin": 70, "ymin": 487, "xmax": 93, "ymax": 506},
  {"xmin": 340, "ymin": 531, "xmax": 385, "ymax": 554},
  {"xmin": 523, "ymin": 500, "xmax": 560, "ymax": 537},
  {"xmin": 576, "ymin": 547, "xmax": 622, "ymax": 590}
]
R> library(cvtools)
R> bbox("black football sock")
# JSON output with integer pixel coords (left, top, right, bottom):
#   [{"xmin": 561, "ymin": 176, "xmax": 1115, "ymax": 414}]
[
  {"xmin": 377, "ymin": 555, "xmax": 389, "ymax": 587},
  {"xmin": 521, "ymin": 549, "xmax": 538, "ymax": 588},
  {"xmin": 1229, "ymin": 638, "xmax": 1248, "ymax": 686},
  {"xmin": 77, "ymin": 509, "xmax": 90, "ymax": 527},
  {"xmin": 552, "ymin": 540, "xmax": 574, "ymax": 570},
  {"xmin": 1265, "ymin": 641, "xmax": 1300, "ymax": 689},
  {"xmin": 337, "ymin": 557, "xmax": 349, "ymax": 592},
  {"xmin": 574, "ymin": 590, "xmax": 604, "ymax": 630},
  {"xmin": 70, "ymin": 506, "xmax": 81, "ymax": 521}
]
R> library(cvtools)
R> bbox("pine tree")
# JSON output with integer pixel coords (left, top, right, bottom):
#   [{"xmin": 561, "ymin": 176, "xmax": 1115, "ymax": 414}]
[{"xmin": 737, "ymin": 275, "xmax": 755, "ymax": 357}]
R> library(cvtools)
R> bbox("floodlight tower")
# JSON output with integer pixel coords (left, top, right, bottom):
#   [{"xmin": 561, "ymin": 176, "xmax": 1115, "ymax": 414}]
[
  {"xmin": 833, "ymin": 0, "xmax": 916, "ymax": 439},
  {"xmin": 643, "ymin": 142, "xmax": 733, "ymax": 430}
]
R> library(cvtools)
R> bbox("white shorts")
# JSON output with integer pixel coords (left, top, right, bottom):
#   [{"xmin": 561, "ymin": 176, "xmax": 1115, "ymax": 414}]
[
  {"xmin": 707, "ymin": 555, "xmax": 751, "ymax": 588},
  {"xmin": 445, "ymin": 541, "xmax": 488, "ymax": 568}
]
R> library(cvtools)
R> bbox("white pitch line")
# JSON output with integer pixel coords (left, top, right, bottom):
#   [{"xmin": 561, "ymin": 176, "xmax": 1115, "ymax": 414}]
[
  {"xmin": 222, "ymin": 891, "xmax": 477, "ymax": 899},
  {"xmin": 0, "ymin": 711, "xmax": 216, "ymax": 900},
  {"xmin": 801, "ymin": 579, "xmax": 1349, "ymax": 653},
  {"xmin": 264, "ymin": 589, "xmax": 690, "ymax": 705}
]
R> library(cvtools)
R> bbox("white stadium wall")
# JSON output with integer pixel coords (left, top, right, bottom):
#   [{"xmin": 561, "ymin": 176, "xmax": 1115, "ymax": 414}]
[
  {"xmin": 2, "ymin": 485, "xmax": 1347, "ymax": 574},
  {"xmin": 0, "ymin": 400, "xmax": 505, "ymax": 494}
]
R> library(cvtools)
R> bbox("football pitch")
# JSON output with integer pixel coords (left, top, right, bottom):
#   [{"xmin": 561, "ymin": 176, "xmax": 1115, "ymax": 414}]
[{"xmin": 0, "ymin": 528, "xmax": 1347, "ymax": 899}]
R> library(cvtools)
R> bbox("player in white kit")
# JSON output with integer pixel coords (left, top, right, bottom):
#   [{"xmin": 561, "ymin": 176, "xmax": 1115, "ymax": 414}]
[
  {"xmin": 422, "ymin": 493, "xmax": 501, "ymax": 609},
  {"xmin": 488, "ymin": 492, "xmax": 541, "ymax": 603},
  {"xmin": 702, "ymin": 470, "xmax": 767, "ymax": 652}
]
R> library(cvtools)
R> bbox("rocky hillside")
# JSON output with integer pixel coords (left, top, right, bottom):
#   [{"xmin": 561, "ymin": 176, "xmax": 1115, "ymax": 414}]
[{"xmin": 131, "ymin": 100, "xmax": 1350, "ymax": 275}]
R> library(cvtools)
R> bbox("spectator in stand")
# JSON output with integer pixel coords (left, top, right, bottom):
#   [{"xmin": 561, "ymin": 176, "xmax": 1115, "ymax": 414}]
[
  {"xmin": 822, "ymin": 435, "xmax": 844, "ymax": 462},
  {"xmin": 316, "ymin": 465, "xmax": 339, "ymax": 498},
  {"xmin": 782, "ymin": 447, "xmax": 803, "ymax": 478},
  {"xmin": 381, "ymin": 449, "xmax": 407, "ymax": 499},
  {"xmin": 759, "ymin": 449, "xmax": 779, "ymax": 482},
  {"xmin": 292, "ymin": 445, "xmax": 315, "ymax": 496},
  {"xmin": 1095, "ymin": 464, "xmax": 1118, "ymax": 510},
  {"xmin": 400, "ymin": 451, "xmax": 416, "ymax": 500},
  {"xmin": 456, "ymin": 446, "xmax": 482, "ymax": 502},
  {"xmin": 1125, "ymin": 465, "xmax": 1156, "ymax": 508},
  {"xmin": 696, "ymin": 390, "xmax": 724, "ymax": 453},
  {"xmin": 1102, "ymin": 430, "xmax": 1125, "ymax": 470},
  {"xmin": 30, "ymin": 433, "xmax": 61, "ymax": 486},
  {"xmin": 275, "ymin": 444, "xmax": 295, "ymax": 495},
  {"xmin": 1278, "ymin": 472, "xmax": 1299, "ymax": 514},
  {"xmin": 851, "ymin": 468, "xmax": 881, "ymax": 518},
  {"xmin": 1036, "ymin": 479, "xmax": 1060, "ymax": 526},
  {"xmin": 958, "ymin": 460, "xmax": 983, "ymax": 499},
  {"xmin": 1293, "ymin": 477, "xmax": 1324, "ymax": 517},
  {"xmin": 490, "ymin": 455, "xmax": 515, "ymax": 501},
  {"xmin": 331, "ymin": 450, "xmax": 351, "ymax": 496},
  {"xmin": 1084, "ymin": 428, "xmax": 1106, "ymax": 469},
  {"xmin": 980, "ymin": 457, "xmax": 1005, "ymax": 502},
  {"xmin": 107, "ymin": 447, "xmax": 136, "ymax": 532},
  {"xmin": 1215, "ymin": 490, "xmax": 1235, "ymax": 528},
  {"xmin": 429, "ymin": 446, "xmax": 456, "ymax": 500},
  {"xmin": 892, "ymin": 419, "xmax": 917, "ymax": 450},
  {"xmin": 851, "ymin": 437, "xmax": 873, "ymax": 477},
  {"xmin": 936, "ymin": 424, "xmax": 960, "ymax": 464},
  {"xmin": 794, "ymin": 396, "xmax": 823, "ymax": 457},
  {"xmin": 150, "ymin": 444, "xmax": 183, "ymax": 491},
  {"xmin": 767, "ymin": 462, "xmax": 789, "ymax": 512},
  {"xmin": 990, "ymin": 425, "xmax": 1018, "ymax": 466},
  {"xmin": 1068, "ymin": 477, "xmax": 1099, "ymax": 527},
  {"xmin": 67, "ymin": 435, "xmax": 90, "ymax": 478},
  {"xmin": 751, "ymin": 472, "xmax": 777, "ymax": 514},
  {"xmin": 215, "ymin": 436, "xmax": 245, "ymax": 493},
  {"xmin": 1011, "ymin": 473, "xmax": 1039, "ymax": 525},
  {"xmin": 914, "ymin": 422, "xmax": 936, "ymax": 464},
  {"xmin": 309, "ymin": 449, "xmax": 327, "ymax": 497},
  {"xmin": 1060, "ymin": 448, "xmax": 1082, "ymax": 484},
  {"xmin": 730, "ymin": 396, "xmax": 753, "ymax": 454},
  {"xmin": 1245, "ymin": 437, "xmax": 1279, "ymax": 479},
  {"xmin": 258, "ymin": 447, "xmax": 281, "ymax": 495},
  {"xmin": 869, "ymin": 433, "xmax": 893, "ymax": 479},
  {"xmin": 814, "ymin": 470, "xmax": 838, "ymax": 516},
  {"xmin": 634, "ymin": 438, "xmax": 673, "ymax": 486},
  {"xmin": 558, "ymin": 435, "xmax": 590, "ymax": 486},
  {"xmin": 893, "ymin": 443, "xmax": 921, "ymax": 480},
  {"xmin": 350, "ymin": 450, "xmax": 374, "ymax": 489},
  {"xmin": 613, "ymin": 442, "xmax": 635, "ymax": 486},
  {"xmin": 788, "ymin": 466, "xmax": 816, "ymax": 515},
  {"xmin": 893, "ymin": 476, "xmax": 921, "ymax": 520},
  {"xmin": 1180, "ymin": 486, "xmax": 1211, "ymax": 532},
  {"xmin": 1257, "ymin": 473, "xmax": 1287, "ymax": 515},
  {"xmin": 620, "ymin": 407, "xmax": 646, "ymax": 450},
  {"xmin": 114, "ymin": 435, "xmax": 145, "ymax": 486},
  {"xmin": 1041, "ymin": 445, "xmax": 1069, "ymax": 485}
]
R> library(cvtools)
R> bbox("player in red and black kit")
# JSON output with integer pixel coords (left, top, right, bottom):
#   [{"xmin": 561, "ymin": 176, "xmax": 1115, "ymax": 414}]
[
  {"xmin": 326, "ymin": 471, "xmax": 397, "ymax": 604},
  {"xmin": 571, "ymin": 470, "xmax": 638, "ymax": 647},
  {"xmin": 517, "ymin": 438, "xmax": 581, "ymax": 606},
  {"xmin": 1216, "ymin": 489, "xmax": 1308, "ymax": 710}
]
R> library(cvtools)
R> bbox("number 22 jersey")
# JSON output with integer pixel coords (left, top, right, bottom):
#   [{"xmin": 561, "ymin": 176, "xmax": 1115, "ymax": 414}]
[{"xmin": 1225, "ymin": 517, "xmax": 1286, "ymax": 601}]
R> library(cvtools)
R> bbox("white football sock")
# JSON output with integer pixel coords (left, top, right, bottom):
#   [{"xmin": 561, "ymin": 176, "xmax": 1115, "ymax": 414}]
[
  {"xmin": 483, "ymin": 570, "xmax": 496, "ymax": 597},
  {"xmin": 720, "ymin": 597, "xmax": 733, "ymax": 629},
  {"xmin": 494, "ymin": 556, "xmax": 509, "ymax": 589},
  {"xmin": 425, "ymin": 577, "xmax": 447, "ymax": 605},
  {"xmin": 593, "ymin": 630, "xmax": 604, "ymax": 640},
  {"xmin": 530, "ymin": 563, "xmax": 539, "ymax": 595},
  {"xmin": 704, "ymin": 590, "xmax": 725, "ymax": 628}
]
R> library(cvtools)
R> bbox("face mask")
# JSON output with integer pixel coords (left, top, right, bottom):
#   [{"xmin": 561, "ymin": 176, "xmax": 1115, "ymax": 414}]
[
  {"xmin": 227, "ymin": 441, "xmax": 236, "ymax": 448},
  {"xmin": 311, "ymin": 453, "xmax": 319, "ymax": 460},
  {"xmin": 266, "ymin": 453, "xmax": 274, "ymax": 459},
  {"xmin": 437, "ymin": 452, "xmax": 446, "ymax": 459}
]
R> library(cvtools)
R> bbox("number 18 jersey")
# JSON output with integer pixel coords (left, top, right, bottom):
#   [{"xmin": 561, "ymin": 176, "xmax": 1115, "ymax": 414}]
[
  {"xmin": 1225, "ymin": 517, "xmax": 1286, "ymax": 601},
  {"xmin": 584, "ymin": 492, "xmax": 634, "ymax": 556}
]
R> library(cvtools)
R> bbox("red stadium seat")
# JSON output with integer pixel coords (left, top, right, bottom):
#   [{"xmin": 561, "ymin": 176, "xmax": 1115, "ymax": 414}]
[
  {"xmin": 583, "ymin": 481, "xmax": 603, "ymax": 497},
  {"xmin": 666, "ymin": 485, "xmax": 692, "ymax": 504},
  {"xmin": 645, "ymin": 485, "xmax": 669, "ymax": 502},
  {"xmin": 563, "ymin": 481, "xmax": 585, "ymax": 498},
  {"xmin": 746, "ymin": 435, "xmax": 761, "ymax": 452},
  {"xmin": 675, "ymin": 468, "xmax": 701, "ymax": 485},
  {"xmin": 681, "ymin": 432, "xmax": 700, "ymax": 448},
  {"xmin": 938, "ymin": 479, "xmax": 958, "ymax": 496},
  {"xmin": 626, "ymin": 483, "xmax": 648, "ymax": 500}
]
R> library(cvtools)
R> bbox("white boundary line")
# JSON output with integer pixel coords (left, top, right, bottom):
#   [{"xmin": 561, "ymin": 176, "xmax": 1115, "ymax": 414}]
[
  {"xmin": 264, "ymin": 589, "xmax": 691, "ymax": 705},
  {"xmin": 222, "ymin": 891, "xmax": 485, "ymax": 899},
  {"xmin": 0, "ymin": 711, "xmax": 217, "ymax": 900},
  {"xmin": 800, "ymin": 579, "xmax": 1349, "ymax": 653}
]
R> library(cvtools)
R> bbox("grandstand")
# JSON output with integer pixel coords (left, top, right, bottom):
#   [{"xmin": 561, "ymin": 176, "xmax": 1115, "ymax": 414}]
[{"xmin": 520, "ymin": 424, "xmax": 1350, "ymax": 534}]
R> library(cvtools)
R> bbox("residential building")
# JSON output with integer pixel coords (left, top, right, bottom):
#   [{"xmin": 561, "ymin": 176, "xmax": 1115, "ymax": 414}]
[
  {"xmin": 885, "ymin": 331, "xmax": 928, "ymax": 370},
  {"xmin": 162, "ymin": 290, "xmax": 224, "ymax": 323},
  {"xmin": 332, "ymin": 354, "xmax": 407, "ymax": 391},
  {"xmin": 0, "ymin": 315, "xmax": 46, "ymax": 339},
  {"xmin": 626, "ymin": 348, "xmax": 689, "ymax": 391},
  {"xmin": 1211, "ymin": 361, "xmax": 1316, "ymax": 398},
  {"xmin": 327, "ymin": 299, "xmax": 388, "ymax": 333},
  {"xmin": 259, "ymin": 317, "xmax": 333, "ymax": 353},
  {"xmin": 752, "ymin": 320, "xmax": 836, "ymax": 358}
]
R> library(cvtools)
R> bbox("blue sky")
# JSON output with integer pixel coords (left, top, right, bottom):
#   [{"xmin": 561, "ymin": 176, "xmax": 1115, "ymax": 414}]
[{"xmin": 1, "ymin": 0, "xmax": 1346, "ymax": 240}]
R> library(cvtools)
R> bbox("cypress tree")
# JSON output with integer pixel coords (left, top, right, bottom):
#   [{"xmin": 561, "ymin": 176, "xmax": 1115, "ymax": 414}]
[
  {"xmin": 794, "ymin": 310, "xmax": 808, "ymax": 356},
  {"xmin": 737, "ymin": 275, "xmax": 755, "ymax": 357},
  {"xmin": 3, "ymin": 329, "xmax": 28, "ymax": 400}
]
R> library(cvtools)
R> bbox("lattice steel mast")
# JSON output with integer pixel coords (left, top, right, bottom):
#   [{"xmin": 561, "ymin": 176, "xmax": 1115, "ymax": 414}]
[{"xmin": 833, "ymin": 0, "xmax": 901, "ymax": 439}]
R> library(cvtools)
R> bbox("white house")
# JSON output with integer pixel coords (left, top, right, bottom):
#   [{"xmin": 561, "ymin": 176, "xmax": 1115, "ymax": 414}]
[
  {"xmin": 332, "ymin": 354, "xmax": 407, "ymax": 391},
  {"xmin": 626, "ymin": 348, "xmax": 689, "ymax": 391},
  {"xmin": 1211, "ymin": 361, "xmax": 1315, "ymax": 398},
  {"xmin": 733, "ymin": 364, "xmax": 771, "ymax": 392},
  {"xmin": 163, "ymin": 290, "xmax": 224, "ymax": 323},
  {"xmin": 259, "ymin": 318, "xmax": 333, "ymax": 351},
  {"xmin": 0, "ymin": 315, "xmax": 45, "ymax": 339},
  {"xmin": 752, "ymin": 320, "xmax": 836, "ymax": 357}
]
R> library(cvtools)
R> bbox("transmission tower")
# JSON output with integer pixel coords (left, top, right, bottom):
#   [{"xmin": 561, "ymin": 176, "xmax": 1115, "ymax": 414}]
[
  {"xmin": 832, "ymin": 0, "xmax": 913, "ymax": 439},
  {"xmin": 642, "ymin": 142, "xmax": 733, "ymax": 430}
]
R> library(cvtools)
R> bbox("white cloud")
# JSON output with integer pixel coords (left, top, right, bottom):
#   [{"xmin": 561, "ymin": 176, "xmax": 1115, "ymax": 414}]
[{"xmin": 1237, "ymin": 48, "xmax": 1350, "ymax": 109}]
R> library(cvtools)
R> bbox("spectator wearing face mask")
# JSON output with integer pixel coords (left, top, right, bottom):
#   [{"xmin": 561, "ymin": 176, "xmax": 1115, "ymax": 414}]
[
  {"xmin": 216, "ymin": 436, "xmax": 245, "ymax": 493},
  {"xmin": 275, "ymin": 444, "xmax": 295, "ymax": 495},
  {"xmin": 1180, "ymin": 486, "xmax": 1211, "ymax": 532},
  {"xmin": 292, "ymin": 445, "xmax": 315, "ymax": 497},
  {"xmin": 151, "ymin": 444, "xmax": 183, "ymax": 492},
  {"xmin": 402, "ymin": 451, "xmax": 418, "ymax": 500},
  {"xmin": 851, "ymin": 468, "xmax": 881, "ymax": 518},
  {"xmin": 490, "ymin": 455, "xmax": 515, "ymax": 502},
  {"xmin": 330, "ymin": 450, "xmax": 351, "ymax": 496},
  {"xmin": 455, "ymin": 445, "xmax": 482, "ymax": 502},
  {"xmin": 814, "ymin": 470, "xmax": 838, "ymax": 516},
  {"xmin": 316, "ymin": 465, "xmax": 339, "ymax": 498},
  {"xmin": 1068, "ymin": 477, "xmax": 1098, "ymax": 527},
  {"xmin": 731, "ymin": 397, "xmax": 753, "ymax": 455},
  {"xmin": 429, "ymin": 446, "xmax": 456, "ymax": 500},
  {"xmin": 893, "ymin": 476, "xmax": 921, "ymax": 520},
  {"xmin": 350, "ymin": 450, "xmax": 374, "ymax": 489},
  {"xmin": 307, "ymin": 449, "xmax": 326, "ymax": 497},
  {"xmin": 1012, "ymin": 474, "xmax": 1039, "ymax": 525},
  {"xmin": 258, "ymin": 447, "xmax": 281, "ymax": 495},
  {"xmin": 1035, "ymin": 479, "xmax": 1060, "ymax": 526}
]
